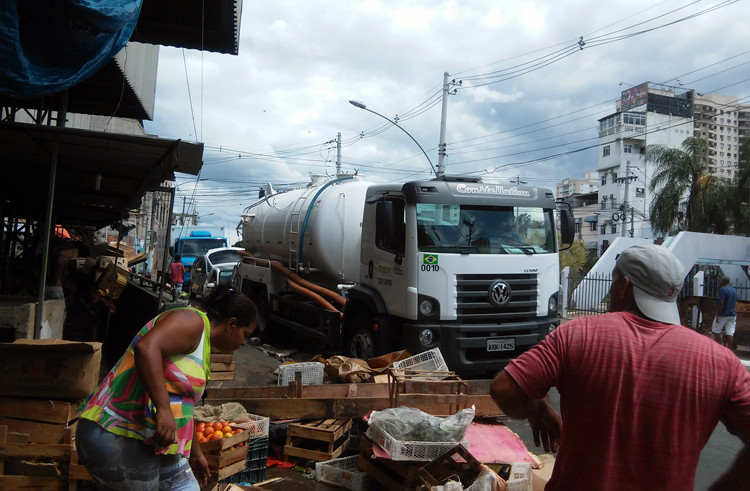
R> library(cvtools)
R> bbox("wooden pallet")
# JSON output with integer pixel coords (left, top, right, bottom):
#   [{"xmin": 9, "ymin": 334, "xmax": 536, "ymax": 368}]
[{"xmin": 284, "ymin": 418, "xmax": 351, "ymax": 462}]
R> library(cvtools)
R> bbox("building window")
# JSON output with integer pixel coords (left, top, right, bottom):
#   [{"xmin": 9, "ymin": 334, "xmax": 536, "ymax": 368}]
[
  {"xmin": 601, "ymin": 225, "xmax": 607, "ymax": 234},
  {"xmin": 624, "ymin": 144, "xmax": 632, "ymax": 153},
  {"xmin": 611, "ymin": 224, "xmax": 617, "ymax": 234},
  {"xmin": 575, "ymin": 221, "xmax": 581, "ymax": 234},
  {"xmin": 611, "ymin": 173, "xmax": 617, "ymax": 181},
  {"xmin": 603, "ymin": 145, "xmax": 611, "ymax": 157},
  {"xmin": 590, "ymin": 222, "xmax": 597, "ymax": 231},
  {"xmin": 601, "ymin": 175, "xmax": 607, "ymax": 185}
]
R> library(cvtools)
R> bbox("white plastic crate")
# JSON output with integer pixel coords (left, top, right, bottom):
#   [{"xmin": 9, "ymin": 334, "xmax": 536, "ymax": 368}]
[
  {"xmin": 505, "ymin": 462, "xmax": 532, "ymax": 491},
  {"xmin": 235, "ymin": 413, "xmax": 270, "ymax": 438},
  {"xmin": 315, "ymin": 455, "xmax": 371, "ymax": 490},
  {"xmin": 367, "ymin": 424, "xmax": 469, "ymax": 462},
  {"xmin": 392, "ymin": 348, "xmax": 448, "ymax": 373},
  {"xmin": 277, "ymin": 361, "xmax": 325, "ymax": 386}
]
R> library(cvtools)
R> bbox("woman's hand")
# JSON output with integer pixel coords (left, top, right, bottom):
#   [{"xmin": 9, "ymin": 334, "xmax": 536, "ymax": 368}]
[
  {"xmin": 153, "ymin": 406, "xmax": 177, "ymax": 450},
  {"xmin": 190, "ymin": 431, "xmax": 210, "ymax": 489}
]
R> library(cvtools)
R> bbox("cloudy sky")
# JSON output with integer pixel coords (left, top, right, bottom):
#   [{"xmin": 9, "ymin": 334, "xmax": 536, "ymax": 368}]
[{"xmin": 142, "ymin": 0, "xmax": 749, "ymax": 241}]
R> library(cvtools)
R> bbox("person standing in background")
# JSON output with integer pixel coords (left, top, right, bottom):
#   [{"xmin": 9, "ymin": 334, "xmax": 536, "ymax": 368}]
[
  {"xmin": 170, "ymin": 254, "xmax": 186, "ymax": 295},
  {"xmin": 713, "ymin": 275, "xmax": 738, "ymax": 350}
]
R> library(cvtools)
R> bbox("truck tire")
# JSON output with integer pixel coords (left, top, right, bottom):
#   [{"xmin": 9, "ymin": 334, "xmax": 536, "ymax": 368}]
[{"xmin": 346, "ymin": 310, "xmax": 376, "ymax": 360}]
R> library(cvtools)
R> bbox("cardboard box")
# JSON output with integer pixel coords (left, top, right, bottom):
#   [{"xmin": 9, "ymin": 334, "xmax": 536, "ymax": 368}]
[{"xmin": 0, "ymin": 340, "xmax": 102, "ymax": 400}]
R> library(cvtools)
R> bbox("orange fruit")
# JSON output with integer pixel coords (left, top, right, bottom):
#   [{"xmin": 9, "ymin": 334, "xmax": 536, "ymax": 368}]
[
  {"xmin": 209, "ymin": 434, "xmax": 221, "ymax": 441},
  {"xmin": 223, "ymin": 432, "xmax": 232, "ymax": 438},
  {"xmin": 214, "ymin": 431, "xmax": 223, "ymax": 438},
  {"xmin": 204, "ymin": 426, "xmax": 214, "ymax": 435},
  {"xmin": 222, "ymin": 425, "xmax": 233, "ymax": 435},
  {"xmin": 196, "ymin": 432, "xmax": 205, "ymax": 440},
  {"xmin": 213, "ymin": 422, "xmax": 224, "ymax": 431},
  {"xmin": 196, "ymin": 422, "xmax": 206, "ymax": 433},
  {"xmin": 198, "ymin": 437, "xmax": 209, "ymax": 443}
]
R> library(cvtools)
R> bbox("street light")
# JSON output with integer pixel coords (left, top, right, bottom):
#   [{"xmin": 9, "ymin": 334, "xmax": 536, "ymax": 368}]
[{"xmin": 349, "ymin": 100, "xmax": 437, "ymax": 176}]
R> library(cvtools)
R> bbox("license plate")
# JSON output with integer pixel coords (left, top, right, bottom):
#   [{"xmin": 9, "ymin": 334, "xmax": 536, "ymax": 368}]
[{"xmin": 487, "ymin": 338, "xmax": 515, "ymax": 352}]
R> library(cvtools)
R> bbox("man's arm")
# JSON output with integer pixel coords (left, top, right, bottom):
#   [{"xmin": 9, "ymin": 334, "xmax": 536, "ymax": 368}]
[{"xmin": 490, "ymin": 370, "xmax": 562, "ymax": 453}]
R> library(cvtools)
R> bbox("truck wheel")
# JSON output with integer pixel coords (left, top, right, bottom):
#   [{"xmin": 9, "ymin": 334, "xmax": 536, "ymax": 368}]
[{"xmin": 346, "ymin": 311, "xmax": 376, "ymax": 360}]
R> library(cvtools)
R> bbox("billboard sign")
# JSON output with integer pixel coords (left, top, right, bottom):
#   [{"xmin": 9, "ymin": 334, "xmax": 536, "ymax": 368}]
[{"xmin": 621, "ymin": 82, "xmax": 648, "ymax": 112}]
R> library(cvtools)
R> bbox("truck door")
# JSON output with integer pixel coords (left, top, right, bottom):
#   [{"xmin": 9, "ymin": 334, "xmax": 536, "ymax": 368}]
[{"xmin": 362, "ymin": 194, "xmax": 409, "ymax": 318}]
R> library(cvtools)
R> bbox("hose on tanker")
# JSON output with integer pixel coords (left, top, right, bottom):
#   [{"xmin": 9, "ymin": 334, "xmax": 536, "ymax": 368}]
[
  {"xmin": 237, "ymin": 250, "xmax": 347, "ymax": 308},
  {"xmin": 285, "ymin": 278, "xmax": 343, "ymax": 319}
]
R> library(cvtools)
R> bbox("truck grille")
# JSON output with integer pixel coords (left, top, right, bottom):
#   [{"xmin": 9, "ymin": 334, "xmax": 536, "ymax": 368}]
[{"xmin": 456, "ymin": 273, "xmax": 538, "ymax": 323}]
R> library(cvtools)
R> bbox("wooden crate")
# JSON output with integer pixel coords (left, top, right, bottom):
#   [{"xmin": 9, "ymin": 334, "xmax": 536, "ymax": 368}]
[
  {"xmin": 210, "ymin": 352, "xmax": 236, "ymax": 381},
  {"xmin": 0, "ymin": 397, "xmax": 79, "ymax": 444},
  {"xmin": 199, "ymin": 428, "xmax": 251, "ymax": 481},
  {"xmin": 284, "ymin": 418, "xmax": 351, "ymax": 462},
  {"xmin": 356, "ymin": 437, "xmax": 422, "ymax": 491}
]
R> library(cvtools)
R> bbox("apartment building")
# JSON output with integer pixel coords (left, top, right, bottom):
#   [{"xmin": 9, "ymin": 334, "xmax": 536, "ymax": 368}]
[
  {"xmin": 597, "ymin": 82, "xmax": 694, "ymax": 252},
  {"xmin": 693, "ymin": 93, "xmax": 749, "ymax": 182},
  {"xmin": 556, "ymin": 171, "xmax": 599, "ymax": 198}
]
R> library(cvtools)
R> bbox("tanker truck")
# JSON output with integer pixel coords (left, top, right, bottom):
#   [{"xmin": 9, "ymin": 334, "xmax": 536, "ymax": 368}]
[{"xmin": 234, "ymin": 174, "xmax": 574, "ymax": 375}]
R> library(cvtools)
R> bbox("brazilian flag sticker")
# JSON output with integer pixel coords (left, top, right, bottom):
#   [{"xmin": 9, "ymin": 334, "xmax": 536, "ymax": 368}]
[{"xmin": 423, "ymin": 254, "xmax": 438, "ymax": 265}]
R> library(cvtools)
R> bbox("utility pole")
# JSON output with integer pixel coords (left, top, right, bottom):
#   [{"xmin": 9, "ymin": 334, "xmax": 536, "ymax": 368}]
[
  {"xmin": 437, "ymin": 72, "xmax": 449, "ymax": 177},
  {"xmin": 618, "ymin": 160, "xmax": 637, "ymax": 237},
  {"xmin": 336, "ymin": 132, "xmax": 342, "ymax": 176},
  {"xmin": 437, "ymin": 72, "xmax": 461, "ymax": 178}
]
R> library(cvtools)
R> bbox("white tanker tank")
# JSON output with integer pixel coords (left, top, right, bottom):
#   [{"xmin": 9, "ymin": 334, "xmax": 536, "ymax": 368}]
[{"xmin": 240, "ymin": 175, "xmax": 370, "ymax": 283}]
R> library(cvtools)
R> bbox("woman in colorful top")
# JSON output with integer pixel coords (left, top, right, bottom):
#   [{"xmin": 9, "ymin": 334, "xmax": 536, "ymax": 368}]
[{"xmin": 76, "ymin": 283, "xmax": 258, "ymax": 490}]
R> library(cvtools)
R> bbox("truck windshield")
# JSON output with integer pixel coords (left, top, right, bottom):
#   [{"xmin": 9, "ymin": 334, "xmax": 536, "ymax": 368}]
[
  {"xmin": 416, "ymin": 204, "xmax": 555, "ymax": 254},
  {"xmin": 182, "ymin": 239, "xmax": 226, "ymax": 256}
]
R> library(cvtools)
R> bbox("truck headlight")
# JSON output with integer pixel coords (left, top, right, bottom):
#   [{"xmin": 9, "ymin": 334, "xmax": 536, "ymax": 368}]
[
  {"xmin": 548, "ymin": 293, "xmax": 558, "ymax": 314},
  {"xmin": 419, "ymin": 329, "xmax": 434, "ymax": 346},
  {"xmin": 417, "ymin": 295, "xmax": 439, "ymax": 319}
]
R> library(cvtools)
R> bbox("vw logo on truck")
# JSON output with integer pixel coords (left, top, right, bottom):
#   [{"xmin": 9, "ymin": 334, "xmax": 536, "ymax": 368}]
[{"xmin": 488, "ymin": 280, "xmax": 512, "ymax": 307}]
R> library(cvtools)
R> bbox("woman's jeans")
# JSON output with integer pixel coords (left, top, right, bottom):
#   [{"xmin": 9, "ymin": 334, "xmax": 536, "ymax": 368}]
[{"xmin": 76, "ymin": 418, "xmax": 199, "ymax": 491}]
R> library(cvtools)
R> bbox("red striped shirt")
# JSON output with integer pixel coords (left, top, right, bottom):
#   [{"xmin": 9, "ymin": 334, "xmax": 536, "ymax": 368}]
[{"xmin": 506, "ymin": 311, "xmax": 750, "ymax": 490}]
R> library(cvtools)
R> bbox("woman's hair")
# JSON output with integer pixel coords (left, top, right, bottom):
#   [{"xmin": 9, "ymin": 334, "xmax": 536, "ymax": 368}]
[{"xmin": 202, "ymin": 282, "xmax": 258, "ymax": 327}]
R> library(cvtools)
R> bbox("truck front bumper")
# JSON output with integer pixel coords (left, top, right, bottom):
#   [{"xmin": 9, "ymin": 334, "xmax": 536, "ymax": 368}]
[{"xmin": 401, "ymin": 318, "xmax": 559, "ymax": 376}]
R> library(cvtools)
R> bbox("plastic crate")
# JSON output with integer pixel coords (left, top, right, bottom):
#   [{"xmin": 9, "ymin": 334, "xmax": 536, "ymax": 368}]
[
  {"xmin": 392, "ymin": 348, "xmax": 448, "ymax": 373},
  {"xmin": 367, "ymin": 424, "xmax": 469, "ymax": 462},
  {"xmin": 315, "ymin": 455, "xmax": 371, "ymax": 490},
  {"xmin": 277, "ymin": 361, "xmax": 325, "ymax": 386},
  {"xmin": 505, "ymin": 462, "xmax": 532, "ymax": 491},
  {"xmin": 220, "ymin": 436, "xmax": 269, "ymax": 485},
  {"xmin": 234, "ymin": 413, "xmax": 270, "ymax": 439}
]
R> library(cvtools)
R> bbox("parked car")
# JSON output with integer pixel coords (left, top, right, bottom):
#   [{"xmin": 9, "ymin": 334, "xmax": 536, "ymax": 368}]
[
  {"xmin": 189, "ymin": 247, "xmax": 243, "ymax": 297},
  {"xmin": 201, "ymin": 264, "xmax": 235, "ymax": 297}
]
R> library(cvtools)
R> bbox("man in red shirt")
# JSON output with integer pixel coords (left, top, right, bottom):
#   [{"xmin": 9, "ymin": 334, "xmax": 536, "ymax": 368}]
[
  {"xmin": 169, "ymin": 255, "xmax": 186, "ymax": 295},
  {"xmin": 491, "ymin": 244, "xmax": 750, "ymax": 490}
]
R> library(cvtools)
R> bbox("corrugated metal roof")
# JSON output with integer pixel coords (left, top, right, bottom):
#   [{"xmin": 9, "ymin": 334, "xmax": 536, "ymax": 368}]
[
  {"xmin": 131, "ymin": 0, "xmax": 242, "ymax": 55},
  {"xmin": 0, "ymin": 122, "xmax": 203, "ymax": 227}
]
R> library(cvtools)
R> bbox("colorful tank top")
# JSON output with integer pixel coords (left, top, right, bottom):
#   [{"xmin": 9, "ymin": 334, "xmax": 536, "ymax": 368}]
[{"xmin": 81, "ymin": 307, "xmax": 211, "ymax": 456}]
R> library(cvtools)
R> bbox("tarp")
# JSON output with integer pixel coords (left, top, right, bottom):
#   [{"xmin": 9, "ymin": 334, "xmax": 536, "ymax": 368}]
[{"xmin": 0, "ymin": 0, "xmax": 142, "ymax": 98}]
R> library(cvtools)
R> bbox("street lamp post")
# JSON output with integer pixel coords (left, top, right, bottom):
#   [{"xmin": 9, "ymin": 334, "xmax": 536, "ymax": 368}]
[{"xmin": 349, "ymin": 100, "xmax": 437, "ymax": 176}]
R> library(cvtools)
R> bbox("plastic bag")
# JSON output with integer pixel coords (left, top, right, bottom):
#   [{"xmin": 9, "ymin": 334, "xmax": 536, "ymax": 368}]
[
  {"xmin": 194, "ymin": 402, "xmax": 249, "ymax": 422},
  {"xmin": 431, "ymin": 466, "xmax": 507, "ymax": 491},
  {"xmin": 366, "ymin": 406, "xmax": 475, "ymax": 443}
]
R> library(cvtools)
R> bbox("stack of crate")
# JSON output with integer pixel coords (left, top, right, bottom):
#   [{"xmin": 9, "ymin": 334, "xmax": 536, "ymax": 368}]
[
  {"xmin": 210, "ymin": 349, "xmax": 236, "ymax": 381},
  {"xmin": 0, "ymin": 397, "xmax": 84, "ymax": 490}
]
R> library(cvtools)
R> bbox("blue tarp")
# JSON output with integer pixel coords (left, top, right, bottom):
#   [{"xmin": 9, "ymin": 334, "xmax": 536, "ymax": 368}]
[{"xmin": 0, "ymin": 0, "xmax": 142, "ymax": 98}]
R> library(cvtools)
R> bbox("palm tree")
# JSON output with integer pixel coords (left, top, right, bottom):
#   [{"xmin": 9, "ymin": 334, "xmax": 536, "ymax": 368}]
[{"xmin": 646, "ymin": 137, "xmax": 709, "ymax": 236}]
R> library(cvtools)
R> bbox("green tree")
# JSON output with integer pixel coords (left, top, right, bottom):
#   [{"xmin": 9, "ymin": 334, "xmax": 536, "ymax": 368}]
[
  {"xmin": 559, "ymin": 238, "xmax": 588, "ymax": 273},
  {"xmin": 646, "ymin": 137, "xmax": 709, "ymax": 236}
]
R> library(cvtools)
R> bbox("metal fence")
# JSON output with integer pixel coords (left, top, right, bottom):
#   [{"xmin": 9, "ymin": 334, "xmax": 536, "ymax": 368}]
[{"xmin": 564, "ymin": 271, "xmax": 750, "ymax": 319}]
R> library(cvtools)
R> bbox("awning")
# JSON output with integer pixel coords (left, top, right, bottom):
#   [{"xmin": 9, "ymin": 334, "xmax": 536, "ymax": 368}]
[
  {"xmin": 584, "ymin": 215, "xmax": 599, "ymax": 223},
  {"xmin": 0, "ymin": 121, "xmax": 203, "ymax": 228}
]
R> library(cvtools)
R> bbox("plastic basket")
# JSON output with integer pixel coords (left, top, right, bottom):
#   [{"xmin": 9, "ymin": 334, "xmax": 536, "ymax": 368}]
[
  {"xmin": 315, "ymin": 455, "xmax": 371, "ymax": 490},
  {"xmin": 234, "ymin": 413, "xmax": 270, "ymax": 439},
  {"xmin": 392, "ymin": 348, "xmax": 448, "ymax": 373},
  {"xmin": 220, "ymin": 436, "xmax": 268, "ymax": 485},
  {"xmin": 277, "ymin": 361, "xmax": 325, "ymax": 386},
  {"xmin": 367, "ymin": 424, "xmax": 469, "ymax": 462},
  {"xmin": 505, "ymin": 462, "xmax": 532, "ymax": 491}
]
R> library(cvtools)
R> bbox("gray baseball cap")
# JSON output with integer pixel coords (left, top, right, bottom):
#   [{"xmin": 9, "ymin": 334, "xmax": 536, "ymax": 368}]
[{"xmin": 615, "ymin": 244, "xmax": 685, "ymax": 325}]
